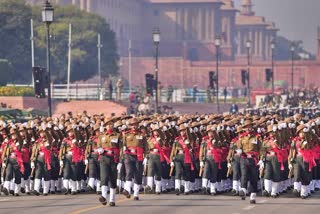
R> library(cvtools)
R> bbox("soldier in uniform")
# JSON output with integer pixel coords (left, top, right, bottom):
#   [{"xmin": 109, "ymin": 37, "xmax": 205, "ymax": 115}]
[
  {"xmin": 122, "ymin": 118, "xmax": 147, "ymax": 200},
  {"xmin": 227, "ymin": 125, "xmax": 243, "ymax": 196},
  {"xmin": 144, "ymin": 124, "xmax": 169, "ymax": 194},
  {"xmin": 30, "ymin": 125, "xmax": 52, "ymax": 196},
  {"xmin": 84, "ymin": 124, "xmax": 101, "ymax": 192},
  {"xmin": 97, "ymin": 117, "xmax": 121, "ymax": 206},
  {"xmin": 238, "ymin": 120, "xmax": 264, "ymax": 204},
  {"xmin": 261, "ymin": 125, "xmax": 288, "ymax": 197},
  {"xmin": 2, "ymin": 128, "xmax": 24, "ymax": 196},
  {"xmin": 289, "ymin": 124, "xmax": 317, "ymax": 199},
  {"xmin": 18, "ymin": 125, "xmax": 32, "ymax": 195},
  {"xmin": 170, "ymin": 124, "xmax": 194, "ymax": 195},
  {"xmin": 59, "ymin": 125, "xmax": 82, "ymax": 195}
]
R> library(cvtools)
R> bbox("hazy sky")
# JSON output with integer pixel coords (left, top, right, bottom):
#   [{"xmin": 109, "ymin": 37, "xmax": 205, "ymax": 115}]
[{"xmin": 234, "ymin": 0, "xmax": 320, "ymax": 54}]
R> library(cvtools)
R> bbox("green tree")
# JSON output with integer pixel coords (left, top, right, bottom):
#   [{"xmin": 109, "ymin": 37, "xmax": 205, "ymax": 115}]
[
  {"xmin": 0, "ymin": 0, "xmax": 32, "ymax": 83},
  {"xmin": 32, "ymin": 5, "xmax": 119, "ymax": 83}
]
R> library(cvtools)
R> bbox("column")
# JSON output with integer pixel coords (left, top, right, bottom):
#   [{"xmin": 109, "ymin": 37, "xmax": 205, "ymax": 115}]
[
  {"xmin": 237, "ymin": 30, "xmax": 241, "ymax": 55},
  {"xmin": 86, "ymin": 0, "xmax": 92, "ymax": 12},
  {"xmin": 211, "ymin": 8, "xmax": 215, "ymax": 39},
  {"xmin": 206, "ymin": 8, "xmax": 209, "ymax": 40},
  {"xmin": 80, "ymin": 0, "xmax": 86, "ymax": 11},
  {"xmin": 255, "ymin": 30, "xmax": 259, "ymax": 55}
]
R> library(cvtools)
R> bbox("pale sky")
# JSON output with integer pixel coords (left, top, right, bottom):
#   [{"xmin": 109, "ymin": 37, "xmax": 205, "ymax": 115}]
[{"xmin": 235, "ymin": 0, "xmax": 320, "ymax": 54}]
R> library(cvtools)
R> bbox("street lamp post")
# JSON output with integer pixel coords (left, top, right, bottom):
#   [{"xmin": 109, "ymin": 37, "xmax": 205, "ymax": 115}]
[
  {"xmin": 290, "ymin": 44, "xmax": 295, "ymax": 91},
  {"xmin": 215, "ymin": 35, "xmax": 221, "ymax": 113},
  {"xmin": 271, "ymin": 40, "xmax": 275, "ymax": 96},
  {"xmin": 246, "ymin": 40, "xmax": 252, "ymax": 107},
  {"xmin": 42, "ymin": 0, "xmax": 54, "ymax": 117},
  {"xmin": 153, "ymin": 28, "xmax": 160, "ymax": 113}
]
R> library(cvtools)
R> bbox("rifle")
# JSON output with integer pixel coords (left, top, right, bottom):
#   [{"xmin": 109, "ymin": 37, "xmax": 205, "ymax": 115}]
[
  {"xmin": 30, "ymin": 145, "xmax": 39, "ymax": 178},
  {"xmin": 1, "ymin": 144, "xmax": 9, "ymax": 178},
  {"xmin": 199, "ymin": 144, "xmax": 207, "ymax": 177},
  {"xmin": 226, "ymin": 148, "xmax": 235, "ymax": 177},
  {"xmin": 59, "ymin": 143, "xmax": 66, "ymax": 176},
  {"xmin": 288, "ymin": 149, "xmax": 296, "ymax": 178},
  {"xmin": 169, "ymin": 143, "xmax": 178, "ymax": 177},
  {"xmin": 84, "ymin": 141, "xmax": 92, "ymax": 174}
]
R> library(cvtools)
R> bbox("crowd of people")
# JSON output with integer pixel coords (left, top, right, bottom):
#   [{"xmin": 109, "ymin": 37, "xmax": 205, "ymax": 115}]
[{"xmin": 0, "ymin": 108, "xmax": 320, "ymax": 206}]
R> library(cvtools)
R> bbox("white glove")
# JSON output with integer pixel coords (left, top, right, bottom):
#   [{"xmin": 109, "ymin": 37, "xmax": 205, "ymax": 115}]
[
  {"xmin": 100, "ymin": 127, "xmax": 104, "ymax": 132},
  {"xmin": 97, "ymin": 148, "xmax": 104, "ymax": 155},
  {"xmin": 200, "ymin": 161, "xmax": 204, "ymax": 167},
  {"xmin": 170, "ymin": 162, "xmax": 174, "ymax": 167},
  {"xmin": 257, "ymin": 160, "xmax": 264, "ymax": 169},
  {"xmin": 289, "ymin": 164, "xmax": 293, "ymax": 170},
  {"xmin": 143, "ymin": 158, "xmax": 148, "ymax": 166},
  {"xmin": 59, "ymin": 161, "xmax": 63, "ymax": 167},
  {"xmin": 117, "ymin": 163, "xmax": 122, "ymax": 172},
  {"xmin": 31, "ymin": 162, "xmax": 35, "ymax": 168},
  {"xmin": 84, "ymin": 159, "xmax": 89, "ymax": 165},
  {"xmin": 227, "ymin": 163, "xmax": 232, "ymax": 168},
  {"xmin": 2, "ymin": 163, "xmax": 6, "ymax": 168},
  {"xmin": 72, "ymin": 139, "xmax": 77, "ymax": 144},
  {"xmin": 23, "ymin": 140, "xmax": 27, "ymax": 145},
  {"xmin": 123, "ymin": 146, "xmax": 127, "ymax": 151}
]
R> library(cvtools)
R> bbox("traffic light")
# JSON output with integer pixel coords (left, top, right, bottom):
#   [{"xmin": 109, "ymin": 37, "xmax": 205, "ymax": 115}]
[
  {"xmin": 241, "ymin": 70, "xmax": 247, "ymax": 85},
  {"xmin": 145, "ymin": 73, "xmax": 155, "ymax": 96},
  {"xmin": 265, "ymin": 68, "xmax": 273, "ymax": 82},
  {"xmin": 209, "ymin": 71, "xmax": 216, "ymax": 89},
  {"xmin": 32, "ymin": 66, "xmax": 46, "ymax": 98}
]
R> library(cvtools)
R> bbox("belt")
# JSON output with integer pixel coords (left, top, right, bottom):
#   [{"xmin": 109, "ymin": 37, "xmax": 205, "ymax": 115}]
[
  {"xmin": 39, "ymin": 152, "xmax": 45, "ymax": 156},
  {"xmin": 103, "ymin": 150, "xmax": 114, "ymax": 155},
  {"xmin": 67, "ymin": 151, "xmax": 73, "ymax": 155},
  {"xmin": 267, "ymin": 151, "xmax": 276, "ymax": 156},
  {"xmin": 10, "ymin": 153, "xmax": 17, "ymax": 158},
  {"xmin": 242, "ymin": 154, "xmax": 254, "ymax": 158}
]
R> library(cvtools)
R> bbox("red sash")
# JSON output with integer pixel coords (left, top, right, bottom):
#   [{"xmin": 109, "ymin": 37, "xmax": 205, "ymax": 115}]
[
  {"xmin": 153, "ymin": 139, "xmax": 170, "ymax": 164},
  {"xmin": 11, "ymin": 143, "xmax": 25, "ymax": 174},
  {"xmin": 178, "ymin": 138, "xmax": 194, "ymax": 171},
  {"xmin": 126, "ymin": 146, "xmax": 144, "ymax": 161},
  {"xmin": 207, "ymin": 139, "xmax": 223, "ymax": 169},
  {"xmin": 297, "ymin": 142, "xmax": 316, "ymax": 172},
  {"xmin": 40, "ymin": 144, "xmax": 52, "ymax": 170},
  {"xmin": 21, "ymin": 147, "xmax": 31, "ymax": 163},
  {"xmin": 270, "ymin": 141, "xmax": 289, "ymax": 171}
]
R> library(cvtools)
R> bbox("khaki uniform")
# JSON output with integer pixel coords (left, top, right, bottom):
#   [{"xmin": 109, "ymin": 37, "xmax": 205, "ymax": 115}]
[
  {"xmin": 123, "ymin": 130, "xmax": 147, "ymax": 198},
  {"xmin": 239, "ymin": 133, "xmax": 263, "ymax": 197}
]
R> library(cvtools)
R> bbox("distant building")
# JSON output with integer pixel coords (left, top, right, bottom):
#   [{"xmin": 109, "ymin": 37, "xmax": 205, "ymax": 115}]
[{"xmin": 27, "ymin": 0, "xmax": 320, "ymax": 89}]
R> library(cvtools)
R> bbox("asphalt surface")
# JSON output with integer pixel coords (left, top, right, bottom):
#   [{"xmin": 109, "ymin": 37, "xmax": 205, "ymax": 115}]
[{"xmin": 0, "ymin": 191, "xmax": 319, "ymax": 214}]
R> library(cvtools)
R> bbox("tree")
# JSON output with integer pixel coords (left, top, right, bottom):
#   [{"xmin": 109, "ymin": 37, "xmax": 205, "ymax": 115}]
[
  {"xmin": 0, "ymin": 0, "xmax": 32, "ymax": 83},
  {"xmin": 32, "ymin": 5, "xmax": 119, "ymax": 83}
]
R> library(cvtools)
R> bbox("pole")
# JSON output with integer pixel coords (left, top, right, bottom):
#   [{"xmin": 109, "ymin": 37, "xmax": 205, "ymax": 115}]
[
  {"xmin": 155, "ymin": 44, "xmax": 159, "ymax": 113},
  {"xmin": 216, "ymin": 45, "xmax": 220, "ymax": 113},
  {"xmin": 97, "ymin": 33, "xmax": 102, "ymax": 96},
  {"xmin": 67, "ymin": 23, "xmax": 72, "ymax": 101},
  {"xmin": 247, "ymin": 47, "xmax": 251, "ymax": 107},
  {"xmin": 31, "ymin": 19, "xmax": 35, "ymax": 87},
  {"xmin": 46, "ymin": 23, "xmax": 52, "ymax": 117},
  {"xmin": 271, "ymin": 47, "xmax": 275, "ymax": 96},
  {"xmin": 128, "ymin": 39, "xmax": 132, "ymax": 94},
  {"xmin": 291, "ymin": 50, "xmax": 294, "ymax": 91}
]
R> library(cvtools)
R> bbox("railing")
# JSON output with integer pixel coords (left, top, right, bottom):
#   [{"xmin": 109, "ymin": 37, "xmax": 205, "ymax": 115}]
[{"xmin": 7, "ymin": 84, "xmax": 248, "ymax": 103}]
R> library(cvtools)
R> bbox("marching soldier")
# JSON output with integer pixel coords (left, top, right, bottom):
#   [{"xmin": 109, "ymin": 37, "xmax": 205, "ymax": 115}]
[
  {"xmin": 30, "ymin": 125, "xmax": 52, "ymax": 196},
  {"xmin": 97, "ymin": 117, "xmax": 122, "ymax": 206},
  {"xmin": 145, "ymin": 124, "xmax": 169, "ymax": 194},
  {"xmin": 59, "ymin": 125, "xmax": 82, "ymax": 195},
  {"xmin": 289, "ymin": 124, "xmax": 317, "ymax": 199},
  {"xmin": 227, "ymin": 125, "xmax": 243, "ymax": 196},
  {"xmin": 18, "ymin": 125, "xmax": 32, "ymax": 195},
  {"xmin": 2, "ymin": 128, "xmax": 24, "ymax": 196},
  {"xmin": 84, "ymin": 124, "xmax": 101, "ymax": 192},
  {"xmin": 170, "ymin": 123, "xmax": 194, "ymax": 195},
  {"xmin": 238, "ymin": 120, "xmax": 264, "ymax": 204},
  {"xmin": 122, "ymin": 118, "xmax": 148, "ymax": 200}
]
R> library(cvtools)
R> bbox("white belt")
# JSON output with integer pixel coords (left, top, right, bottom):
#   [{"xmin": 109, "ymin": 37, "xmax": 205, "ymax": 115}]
[
  {"xmin": 152, "ymin": 149, "xmax": 159, "ymax": 152},
  {"xmin": 39, "ymin": 152, "xmax": 45, "ymax": 156},
  {"xmin": 67, "ymin": 151, "xmax": 73, "ymax": 155},
  {"xmin": 246, "ymin": 154, "xmax": 252, "ymax": 158}
]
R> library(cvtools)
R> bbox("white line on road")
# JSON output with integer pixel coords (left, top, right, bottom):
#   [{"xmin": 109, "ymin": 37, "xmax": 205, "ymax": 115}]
[
  {"xmin": 0, "ymin": 199, "xmax": 10, "ymax": 202},
  {"xmin": 243, "ymin": 205, "xmax": 255, "ymax": 210}
]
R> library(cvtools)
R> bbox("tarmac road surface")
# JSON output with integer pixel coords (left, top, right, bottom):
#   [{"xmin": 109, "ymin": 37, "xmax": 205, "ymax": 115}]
[{"xmin": 0, "ymin": 191, "xmax": 319, "ymax": 214}]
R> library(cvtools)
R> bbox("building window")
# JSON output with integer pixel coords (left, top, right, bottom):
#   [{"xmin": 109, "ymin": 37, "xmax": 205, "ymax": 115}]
[{"xmin": 154, "ymin": 9, "xmax": 159, "ymax": 16}]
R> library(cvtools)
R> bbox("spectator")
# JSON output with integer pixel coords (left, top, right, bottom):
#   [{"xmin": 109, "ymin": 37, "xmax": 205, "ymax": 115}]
[
  {"xmin": 116, "ymin": 78, "xmax": 123, "ymax": 101},
  {"xmin": 229, "ymin": 103, "xmax": 238, "ymax": 114},
  {"xmin": 206, "ymin": 86, "xmax": 212, "ymax": 103},
  {"xmin": 108, "ymin": 80, "xmax": 113, "ymax": 100},
  {"xmin": 192, "ymin": 85, "xmax": 198, "ymax": 103},
  {"xmin": 223, "ymin": 87, "xmax": 227, "ymax": 103},
  {"xmin": 167, "ymin": 85, "xmax": 174, "ymax": 102}
]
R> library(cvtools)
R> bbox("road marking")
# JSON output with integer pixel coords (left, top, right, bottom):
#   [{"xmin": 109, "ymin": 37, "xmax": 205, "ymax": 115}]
[
  {"xmin": 69, "ymin": 196, "xmax": 133, "ymax": 214},
  {"xmin": 0, "ymin": 199, "xmax": 10, "ymax": 202},
  {"xmin": 242, "ymin": 205, "xmax": 255, "ymax": 210}
]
